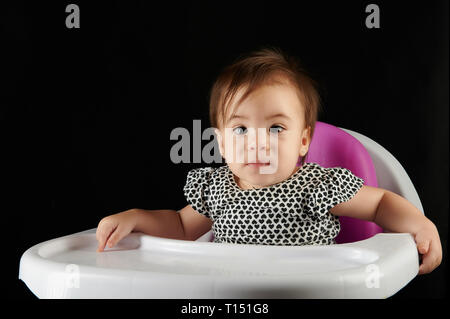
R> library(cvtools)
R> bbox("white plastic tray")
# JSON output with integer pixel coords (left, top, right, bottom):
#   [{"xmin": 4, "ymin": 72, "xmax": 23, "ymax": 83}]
[{"xmin": 19, "ymin": 229, "xmax": 418, "ymax": 298}]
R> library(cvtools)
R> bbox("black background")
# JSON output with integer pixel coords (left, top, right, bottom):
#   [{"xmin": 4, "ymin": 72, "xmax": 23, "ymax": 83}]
[{"xmin": 3, "ymin": 0, "xmax": 448, "ymax": 304}]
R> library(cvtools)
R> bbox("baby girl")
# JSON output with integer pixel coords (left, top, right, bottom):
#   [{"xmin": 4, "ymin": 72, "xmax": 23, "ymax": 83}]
[{"xmin": 96, "ymin": 47, "xmax": 442, "ymax": 275}]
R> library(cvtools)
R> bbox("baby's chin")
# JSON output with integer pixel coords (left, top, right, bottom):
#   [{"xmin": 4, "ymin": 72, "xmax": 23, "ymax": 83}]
[{"xmin": 230, "ymin": 163, "xmax": 290, "ymax": 189}]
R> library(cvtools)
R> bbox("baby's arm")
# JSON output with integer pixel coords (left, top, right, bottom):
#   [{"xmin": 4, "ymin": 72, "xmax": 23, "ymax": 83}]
[
  {"xmin": 96, "ymin": 206, "xmax": 212, "ymax": 251},
  {"xmin": 330, "ymin": 185, "xmax": 442, "ymax": 274}
]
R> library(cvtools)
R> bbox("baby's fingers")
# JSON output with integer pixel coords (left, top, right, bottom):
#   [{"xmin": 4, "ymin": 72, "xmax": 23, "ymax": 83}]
[
  {"xmin": 418, "ymin": 241, "xmax": 442, "ymax": 275},
  {"xmin": 106, "ymin": 224, "xmax": 128, "ymax": 249},
  {"xmin": 96, "ymin": 219, "xmax": 117, "ymax": 252},
  {"xmin": 417, "ymin": 240, "xmax": 430, "ymax": 255},
  {"xmin": 419, "ymin": 252, "xmax": 436, "ymax": 274}
]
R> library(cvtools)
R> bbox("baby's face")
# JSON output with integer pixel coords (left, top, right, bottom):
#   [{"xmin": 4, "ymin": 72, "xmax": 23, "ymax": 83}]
[{"xmin": 215, "ymin": 82, "xmax": 311, "ymax": 189}]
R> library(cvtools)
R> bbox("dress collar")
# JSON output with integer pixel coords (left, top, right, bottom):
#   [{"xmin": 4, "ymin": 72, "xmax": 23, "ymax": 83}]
[{"xmin": 226, "ymin": 163, "xmax": 311, "ymax": 192}]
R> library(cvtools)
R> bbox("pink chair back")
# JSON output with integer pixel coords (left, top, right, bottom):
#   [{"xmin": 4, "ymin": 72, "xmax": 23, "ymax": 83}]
[{"xmin": 300, "ymin": 121, "xmax": 383, "ymax": 243}]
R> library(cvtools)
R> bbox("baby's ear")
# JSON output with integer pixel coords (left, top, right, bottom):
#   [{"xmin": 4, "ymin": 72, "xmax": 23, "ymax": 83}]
[{"xmin": 299, "ymin": 126, "xmax": 311, "ymax": 156}]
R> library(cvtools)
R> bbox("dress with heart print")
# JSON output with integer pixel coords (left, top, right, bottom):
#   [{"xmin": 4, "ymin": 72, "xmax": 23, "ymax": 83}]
[{"xmin": 183, "ymin": 162, "xmax": 364, "ymax": 246}]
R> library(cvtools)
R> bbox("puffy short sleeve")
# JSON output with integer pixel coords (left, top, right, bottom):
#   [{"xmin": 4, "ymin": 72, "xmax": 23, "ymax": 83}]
[
  {"xmin": 304, "ymin": 165, "xmax": 365, "ymax": 219},
  {"xmin": 183, "ymin": 167, "xmax": 215, "ymax": 219}
]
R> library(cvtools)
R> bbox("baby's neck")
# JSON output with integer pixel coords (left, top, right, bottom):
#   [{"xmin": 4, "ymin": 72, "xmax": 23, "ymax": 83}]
[
  {"xmin": 236, "ymin": 177, "xmax": 260, "ymax": 190},
  {"xmin": 235, "ymin": 166, "xmax": 301, "ymax": 190}
]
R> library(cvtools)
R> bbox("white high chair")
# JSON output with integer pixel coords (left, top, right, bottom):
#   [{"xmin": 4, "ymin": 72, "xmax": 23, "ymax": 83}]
[{"xmin": 19, "ymin": 122, "xmax": 421, "ymax": 298}]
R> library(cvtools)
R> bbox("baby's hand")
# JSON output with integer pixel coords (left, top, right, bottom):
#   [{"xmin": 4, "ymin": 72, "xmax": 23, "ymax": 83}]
[
  {"xmin": 414, "ymin": 222, "xmax": 442, "ymax": 274},
  {"xmin": 96, "ymin": 209, "xmax": 138, "ymax": 252}
]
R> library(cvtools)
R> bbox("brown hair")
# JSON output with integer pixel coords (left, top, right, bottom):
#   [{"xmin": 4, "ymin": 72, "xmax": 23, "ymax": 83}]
[{"xmin": 208, "ymin": 46, "xmax": 322, "ymax": 165}]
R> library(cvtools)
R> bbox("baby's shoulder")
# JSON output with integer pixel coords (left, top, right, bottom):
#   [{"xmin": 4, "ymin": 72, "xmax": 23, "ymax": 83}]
[
  {"xmin": 299, "ymin": 162, "xmax": 346, "ymax": 184},
  {"xmin": 186, "ymin": 165, "xmax": 229, "ymax": 184},
  {"xmin": 302, "ymin": 162, "xmax": 348, "ymax": 176},
  {"xmin": 300, "ymin": 162, "xmax": 328, "ymax": 177},
  {"xmin": 300, "ymin": 162, "xmax": 362, "ymax": 187}
]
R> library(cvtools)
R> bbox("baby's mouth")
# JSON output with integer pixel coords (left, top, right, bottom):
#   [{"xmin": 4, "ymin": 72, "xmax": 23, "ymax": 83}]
[{"xmin": 246, "ymin": 161, "xmax": 270, "ymax": 166}]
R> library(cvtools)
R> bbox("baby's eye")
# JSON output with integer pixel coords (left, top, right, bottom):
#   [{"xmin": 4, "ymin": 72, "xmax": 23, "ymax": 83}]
[
  {"xmin": 269, "ymin": 125, "xmax": 284, "ymax": 134},
  {"xmin": 233, "ymin": 126, "xmax": 248, "ymax": 135}
]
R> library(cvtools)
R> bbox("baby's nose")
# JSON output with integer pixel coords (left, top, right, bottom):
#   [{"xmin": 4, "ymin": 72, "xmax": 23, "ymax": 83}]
[
  {"xmin": 248, "ymin": 130, "xmax": 269, "ymax": 150},
  {"xmin": 249, "ymin": 142, "xmax": 267, "ymax": 150},
  {"xmin": 248, "ymin": 144, "xmax": 266, "ymax": 152}
]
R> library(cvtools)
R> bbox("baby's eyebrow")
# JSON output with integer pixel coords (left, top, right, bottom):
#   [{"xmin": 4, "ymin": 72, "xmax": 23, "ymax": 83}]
[
  {"xmin": 228, "ymin": 114, "xmax": 248, "ymax": 121},
  {"xmin": 266, "ymin": 113, "xmax": 290, "ymax": 120},
  {"xmin": 228, "ymin": 113, "xmax": 289, "ymax": 122}
]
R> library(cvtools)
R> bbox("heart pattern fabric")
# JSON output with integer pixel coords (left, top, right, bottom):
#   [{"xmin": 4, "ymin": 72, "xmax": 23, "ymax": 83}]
[{"xmin": 183, "ymin": 162, "xmax": 364, "ymax": 246}]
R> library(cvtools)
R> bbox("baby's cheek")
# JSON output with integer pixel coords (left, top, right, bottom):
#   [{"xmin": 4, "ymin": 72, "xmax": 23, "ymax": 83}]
[
  {"xmin": 224, "ymin": 137, "xmax": 246, "ymax": 163},
  {"xmin": 268, "ymin": 139, "xmax": 280, "ymax": 159},
  {"xmin": 275, "ymin": 143, "xmax": 300, "ymax": 164}
]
